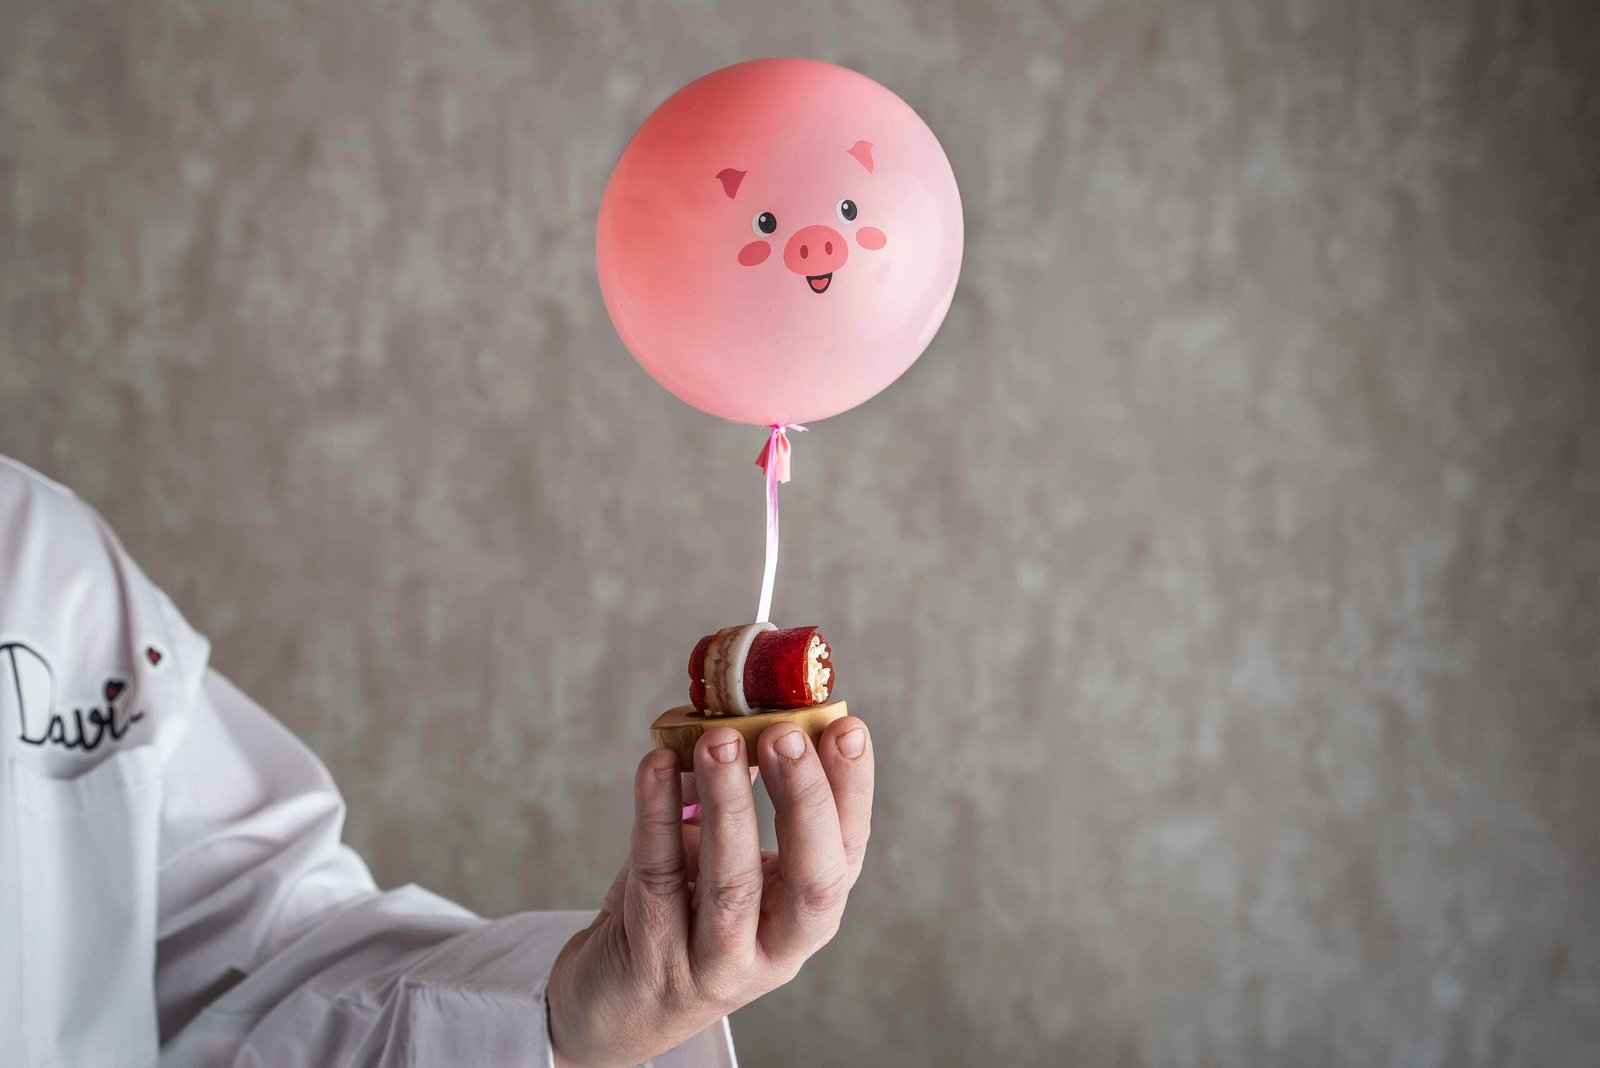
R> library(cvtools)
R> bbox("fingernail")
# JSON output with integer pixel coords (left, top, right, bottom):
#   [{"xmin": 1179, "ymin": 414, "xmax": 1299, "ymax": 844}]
[
  {"xmin": 681, "ymin": 803, "xmax": 701, "ymax": 821},
  {"xmin": 837, "ymin": 727, "xmax": 866, "ymax": 759},
  {"xmin": 709, "ymin": 739, "xmax": 740, "ymax": 764},
  {"xmin": 775, "ymin": 729, "xmax": 806, "ymax": 760}
]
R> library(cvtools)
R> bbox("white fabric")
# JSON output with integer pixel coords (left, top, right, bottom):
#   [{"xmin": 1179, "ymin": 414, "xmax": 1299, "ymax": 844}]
[{"xmin": 0, "ymin": 455, "xmax": 737, "ymax": 1068}]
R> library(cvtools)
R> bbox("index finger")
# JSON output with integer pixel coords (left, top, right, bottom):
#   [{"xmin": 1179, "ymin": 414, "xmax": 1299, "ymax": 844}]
[
  {"xmin": 681, "ymin": 765, "xmax": 758, "ymax": 823},
  {"xmin": 624, "ymin": 748, "xmax": 690, "ymax": 964}
]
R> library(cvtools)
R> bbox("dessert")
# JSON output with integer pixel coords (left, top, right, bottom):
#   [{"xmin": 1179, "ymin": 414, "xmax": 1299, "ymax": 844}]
[{"xmin": 689, "ymin": 623, "xmax": 833, "ymax": 715}]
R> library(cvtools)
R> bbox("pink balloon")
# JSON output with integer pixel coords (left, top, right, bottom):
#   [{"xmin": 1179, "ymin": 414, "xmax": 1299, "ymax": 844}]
[{"xmin": 597, "ymin": 58, "xmax": 964, "ymax": 426}]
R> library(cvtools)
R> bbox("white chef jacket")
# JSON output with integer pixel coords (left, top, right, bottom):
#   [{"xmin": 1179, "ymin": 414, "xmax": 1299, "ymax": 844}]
[{"xmin": 0, "ymin": 455, "xmax": 736, "ymax": 1067}]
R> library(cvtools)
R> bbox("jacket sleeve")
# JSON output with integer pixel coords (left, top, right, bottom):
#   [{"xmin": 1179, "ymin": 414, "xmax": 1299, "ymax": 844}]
[
  {"xmin": 32, "ymin": 577, "xmax": 718, "ymax": 1061},
  {"xmin": 154, "ymin": 642, "xmax": 736, "ymax": 1068}
]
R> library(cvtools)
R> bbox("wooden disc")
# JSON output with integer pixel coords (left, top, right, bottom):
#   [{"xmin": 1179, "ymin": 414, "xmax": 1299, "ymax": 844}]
[{"xmin": 650, "ymin": 701, "xmax": 850, "ymax": 771}]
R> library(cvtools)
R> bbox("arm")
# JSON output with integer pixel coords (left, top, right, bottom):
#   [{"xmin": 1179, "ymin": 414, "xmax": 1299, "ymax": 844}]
[{"xmin": 157, "ymin": 668, "xmax": 656, "ymax": 1065}]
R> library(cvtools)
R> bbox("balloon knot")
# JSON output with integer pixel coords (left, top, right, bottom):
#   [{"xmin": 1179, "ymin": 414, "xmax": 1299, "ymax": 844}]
[{"xmin": 754, "ymin": 424, "xmax": 807, "ymax": 484}]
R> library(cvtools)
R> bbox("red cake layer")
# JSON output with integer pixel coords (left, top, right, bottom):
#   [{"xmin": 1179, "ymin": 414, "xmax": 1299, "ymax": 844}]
[{"xmin": 688, "ymin": 625, "xmax": 834, "ymax": 714}]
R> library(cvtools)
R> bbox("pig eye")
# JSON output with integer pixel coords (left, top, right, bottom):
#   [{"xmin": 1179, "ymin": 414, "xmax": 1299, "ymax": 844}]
[
  {"xmin": 836, "ymin": 199, "xmax": 858, "ymax": 223},
  {"xmin": 753, "ymin": 211, "xmax": 778, "ymax": 235}
]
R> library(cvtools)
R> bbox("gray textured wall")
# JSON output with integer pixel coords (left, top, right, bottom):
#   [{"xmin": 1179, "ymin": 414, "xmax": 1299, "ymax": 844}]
[{"xmin": 3, "ymin": 1, "xmax": 1598, "ymax": 1065}]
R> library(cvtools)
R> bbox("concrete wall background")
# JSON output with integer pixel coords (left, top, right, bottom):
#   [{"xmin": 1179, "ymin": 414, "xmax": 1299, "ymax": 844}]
[{"xmin": 3, "ymin": 1, "xmax": 1598, "ymax": 1064}]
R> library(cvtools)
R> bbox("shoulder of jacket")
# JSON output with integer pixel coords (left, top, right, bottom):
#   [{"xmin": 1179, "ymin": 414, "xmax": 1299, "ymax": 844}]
[
  {"xmin": 0, "ymin": 454, "xmax": 132, "ymax": 567},
  {"xmin": 0, "ymin": 452, "xmax": 210, "ymax": 677},
  {"xmin": 0, "ymin": 454, "xmax": 80, "ymax": 498}
]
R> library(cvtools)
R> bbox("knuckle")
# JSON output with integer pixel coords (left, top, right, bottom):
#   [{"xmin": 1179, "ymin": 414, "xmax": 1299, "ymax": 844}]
[
  {"xmin": 844, "ymin": 820, "xmax": 873, "ymax": 867},
  {"xmin": 660, "ymin": 982, "xmax": 696, "ymax": 1017},
  {"xmin": 793, "ymin": 867, "xmax": 850, "ymax": 921},
  {"xmin": 708, "ymin": 783, "xmax": 757, "ymax": 821},
  {"xmin": 639, "ymin": 803, "xmax": 681, "ymax": 833},
  {"xmin": 708, "ymin": 867, "xmax": 765, "ymax": 915},
  {"xmin": 658, "ymin": 962, "xmax": 701, "ymax": 1014},
  {"xmin": 696, "ymin": 960, "xmax": 756, "ymax": 1010},
  {"xmin": 632, "ymin": 854, "xmax": 686, "ymax": 897},
  {"xmin": 766, "ymin": 953, "xmax": 806, "ymax": 988},
  {"xmin": 788, "ymin": 770, "xmax": 836, "ymax": 816}
]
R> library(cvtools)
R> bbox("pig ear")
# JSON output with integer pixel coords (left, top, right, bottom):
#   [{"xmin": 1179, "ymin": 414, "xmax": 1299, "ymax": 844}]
[
  {"xmin": 715, "ymin": 168, "xmax": 747, "ymax": 199},
  {"xmin": 847, "ymin": 140, "xmax": 875, "ymax": 173}
]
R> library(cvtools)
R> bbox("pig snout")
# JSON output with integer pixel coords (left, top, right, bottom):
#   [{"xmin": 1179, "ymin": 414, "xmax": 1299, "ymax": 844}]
[{"xmin": 784, "ymin": 224, "xmax": 849, "ymax": 277}]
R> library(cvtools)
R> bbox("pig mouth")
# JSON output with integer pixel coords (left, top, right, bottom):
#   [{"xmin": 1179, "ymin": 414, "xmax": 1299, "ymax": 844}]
[{"xmin": 805, "ymin": 273, "xmax": 833, "ymax": 294}]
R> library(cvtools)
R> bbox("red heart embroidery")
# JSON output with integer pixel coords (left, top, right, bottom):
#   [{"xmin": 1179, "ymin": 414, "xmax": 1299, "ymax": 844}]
[
  {"xmin": 105, "ymin": 679, "xmax": 125, "ymax": 702},
  {"xmin": 146, "ymin": 647, "xmax": 163, "ymax": 666}
]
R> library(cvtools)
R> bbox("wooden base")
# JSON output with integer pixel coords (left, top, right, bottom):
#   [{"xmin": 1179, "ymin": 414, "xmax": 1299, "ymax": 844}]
[{"xmin": 650, "ymin": 701, "xmax": 850, "ymax": 771}]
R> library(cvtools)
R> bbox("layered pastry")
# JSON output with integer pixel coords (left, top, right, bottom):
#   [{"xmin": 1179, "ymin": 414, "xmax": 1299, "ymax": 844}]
[{"xmin": 688, "ymin": 624, "xmax": 834, "ymax": 715}]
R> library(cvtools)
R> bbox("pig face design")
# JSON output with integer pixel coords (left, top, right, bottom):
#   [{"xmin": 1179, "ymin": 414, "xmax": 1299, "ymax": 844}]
[
  {"xmin": 717, "ymin": 141, "xmax": 888, "ymax": 295},
  {"xmin": 596, "ymin": 58, "xmax": 964, "ymax": 425}
]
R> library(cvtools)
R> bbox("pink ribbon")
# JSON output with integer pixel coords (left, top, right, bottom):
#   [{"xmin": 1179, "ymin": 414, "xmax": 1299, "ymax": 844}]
[
  {"xmin": 753, "ymin": 423, "xmax": 806, "ymax": 624},
  {"xmin": 679, "ymin": 424, "xmax": 805, "ymax": 821}
]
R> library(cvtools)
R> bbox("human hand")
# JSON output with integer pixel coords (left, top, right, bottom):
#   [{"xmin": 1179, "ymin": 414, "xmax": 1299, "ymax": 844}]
[{"xmin": 547, "ymin": 717, "xmax": 874, "ymax": 1068}]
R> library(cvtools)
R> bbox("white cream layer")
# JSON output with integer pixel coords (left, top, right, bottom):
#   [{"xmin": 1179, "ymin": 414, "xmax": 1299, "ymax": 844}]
[{"xmin": 703, "ymin": 621, "xmax": 775, "ymax": 716}]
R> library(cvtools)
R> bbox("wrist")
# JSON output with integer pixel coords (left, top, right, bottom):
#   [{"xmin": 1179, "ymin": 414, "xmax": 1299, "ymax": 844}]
[
  {"xmin": 546, "ymin": 973, "xmax": 585, "ymax": 1068},
  {"xmin": 548, "ymin": 995, "xmax": 572, "ymax": 1068}
]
